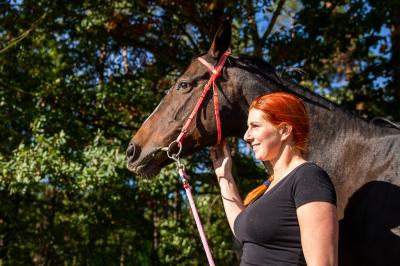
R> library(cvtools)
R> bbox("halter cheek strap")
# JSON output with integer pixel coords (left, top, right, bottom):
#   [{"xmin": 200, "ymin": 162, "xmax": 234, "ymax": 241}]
[
  {"xmin": 175, "ymin": 50, "xmax": 231, "ymax": 146},
  {"xmin": 197, "ymin": 51, "xmax": 230, "ymax": 145}
]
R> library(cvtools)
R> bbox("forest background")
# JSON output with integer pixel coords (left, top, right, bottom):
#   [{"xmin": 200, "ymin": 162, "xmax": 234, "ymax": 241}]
[{"xmin": 1, "ymin": 0, "xmax": 399, "ymax": 265}]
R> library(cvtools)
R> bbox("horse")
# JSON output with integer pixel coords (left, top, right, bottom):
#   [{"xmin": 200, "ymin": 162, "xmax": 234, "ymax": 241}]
[{"xmin": 126, "ymin": 20, "xmax": 400, "ymax": 266}]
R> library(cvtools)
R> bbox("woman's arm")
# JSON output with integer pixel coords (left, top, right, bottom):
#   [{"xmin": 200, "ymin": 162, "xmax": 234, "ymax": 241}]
[
  {"xmin": 297, "ymin": 202, "xmax": 338, "ymax": 266},
  {"xmin": 210, "ymin": 140, "xmax": 244, "ymax": 234}
]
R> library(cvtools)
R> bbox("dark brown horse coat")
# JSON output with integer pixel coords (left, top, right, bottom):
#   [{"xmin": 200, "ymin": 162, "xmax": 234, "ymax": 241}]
[{"xmin": 127, "ymin": 20, "xmax": 400, "ymax": 266}]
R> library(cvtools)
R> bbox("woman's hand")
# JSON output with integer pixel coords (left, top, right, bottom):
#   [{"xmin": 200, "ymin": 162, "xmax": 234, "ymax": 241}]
[
  {"xmin": 210, "ymin": 139, "xmax": 233, "ymax": 179},
  {"xmin": 210, "ymin": 139, "xmax": 244, "ymax": 234}
]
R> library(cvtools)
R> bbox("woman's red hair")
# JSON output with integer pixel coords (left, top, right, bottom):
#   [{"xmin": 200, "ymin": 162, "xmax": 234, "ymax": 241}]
[
  {"xmin": 250, "ymin": 92, "xmax": 309, "ymax": 154},
  {"xmin": 243, "ymin": 92, "xmax": 310, "ymax": 206}
]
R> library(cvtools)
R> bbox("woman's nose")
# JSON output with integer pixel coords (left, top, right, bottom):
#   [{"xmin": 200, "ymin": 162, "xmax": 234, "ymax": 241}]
[{"xmin": 243, "ymin": 128, "xmax": 251, "ymax": 142}]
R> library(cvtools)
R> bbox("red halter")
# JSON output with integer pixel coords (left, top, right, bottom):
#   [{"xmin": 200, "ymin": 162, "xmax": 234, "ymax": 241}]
[
  {"xmin": 166, "ymin": 51, "xmax": 230, "ymax": 266},
  {"xmin": 175, "ymin": 50, "xmax": 231, "ymax": 146}
]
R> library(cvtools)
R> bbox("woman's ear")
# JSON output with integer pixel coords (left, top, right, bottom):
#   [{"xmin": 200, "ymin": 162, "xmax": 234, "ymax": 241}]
[{"xmin": 279, "ymin": 123, "xmax": 293, "ymax": 141}]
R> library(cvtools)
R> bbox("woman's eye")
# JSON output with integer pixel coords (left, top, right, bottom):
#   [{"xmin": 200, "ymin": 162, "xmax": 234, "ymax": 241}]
[{"xmin": 177, "ymin": 81, "xmax": 190, "ymax": 91}]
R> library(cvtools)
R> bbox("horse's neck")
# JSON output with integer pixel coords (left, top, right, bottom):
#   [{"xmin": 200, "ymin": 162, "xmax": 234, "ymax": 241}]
[
  {"xmin": 308, "ymin": 105, "xmax": 400, "ymax": 216},
  {"xmin": 292, "ymin": 84, "xmax": 399, "ymax": 170},
  {"xmin": 281, "ymin": 78, "xmax": 393, "ymax": 138},
  {"xmin": 308, "ymin": 104, "xmax": 400, "ymax": 179}
]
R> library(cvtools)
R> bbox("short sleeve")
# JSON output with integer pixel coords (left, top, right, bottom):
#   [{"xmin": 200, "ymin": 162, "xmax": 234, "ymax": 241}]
[{"xmin": 292, "ymin": 163, "xmax": 337, "ymax": 208}]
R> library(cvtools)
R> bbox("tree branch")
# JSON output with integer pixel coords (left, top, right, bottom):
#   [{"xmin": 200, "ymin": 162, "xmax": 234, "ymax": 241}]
[
  {"xmin": 176, "ymin": 23, "xmax": 200, "ymax": 54},
  {"xmin": 246, "ymin": 0, "xmax": 261, "ymax": 57},
  {"xmin": 0, "ymin": 79, "xmax": 33, "ymax": 95},
  {"xmin": 262, "ymin": 0, "xmax": 286, "ymax": 42},
  {"xmin": 122, "ymin": 46, "xmax": 129, "ymax": 75},
  {"xmin": 0, "ymin": 11, "xmax": 49, "ymax": 54}
]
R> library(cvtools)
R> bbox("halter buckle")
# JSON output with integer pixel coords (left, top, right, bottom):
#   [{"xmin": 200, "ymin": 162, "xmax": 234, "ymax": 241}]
[{"xmin": 166, "ymin": 140, "xmax": 182, "ymax": 160}]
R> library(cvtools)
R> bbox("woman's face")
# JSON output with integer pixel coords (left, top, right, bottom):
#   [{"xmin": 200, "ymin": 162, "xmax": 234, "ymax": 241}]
[{"xmin": 244, "ymin": 109, "xmax": 283, "ymax": 161}]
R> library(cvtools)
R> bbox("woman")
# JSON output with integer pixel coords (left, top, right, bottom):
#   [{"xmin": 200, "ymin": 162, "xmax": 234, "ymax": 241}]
[{"xmin": 210, "ymin": 92, "xmax": 338, "ymax": 266}]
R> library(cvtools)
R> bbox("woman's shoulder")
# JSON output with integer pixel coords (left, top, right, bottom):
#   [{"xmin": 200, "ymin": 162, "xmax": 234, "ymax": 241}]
[
  {"xmin": 291, "ymin": 162, "xmax": 336, "ymax": 207},
  {"xmin": 294, "ymin": 162, "xmax": 329, "ymax": 179}
]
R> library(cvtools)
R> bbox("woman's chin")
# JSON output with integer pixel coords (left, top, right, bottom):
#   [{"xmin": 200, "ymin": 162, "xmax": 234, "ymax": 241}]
[
  {"xmin": 254, "ymin": 153, "xmax": 268, "ymax": 161},
  {"xmin": 254, "ymin": 153, "xmax": 263, "ymax": 161}
]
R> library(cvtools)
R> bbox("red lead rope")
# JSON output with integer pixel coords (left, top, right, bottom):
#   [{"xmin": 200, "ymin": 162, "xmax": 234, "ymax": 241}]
[
  {"xmin": 176, "ymin": 50, "xmax": 230, "ymax": 145},
  {"xmin": 178, "ymin": 166, "xmax": 215, "ymax": 266}
]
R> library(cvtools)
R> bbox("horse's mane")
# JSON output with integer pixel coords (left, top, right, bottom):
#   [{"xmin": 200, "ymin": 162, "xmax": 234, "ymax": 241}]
[
  {"xmin": 231, "ymin": 54, "xmax": 335, "ymax": 110},
  {"xmin": 231, "ymin": 54, "xmax": 400, "ymax": 133},
  {"xmin": 231, "ymin": 54, "xmax": 281, "ymax": 83},
  {"xmin": 371, "ymin": 117, "xmax": 400, "ymax": 129}
]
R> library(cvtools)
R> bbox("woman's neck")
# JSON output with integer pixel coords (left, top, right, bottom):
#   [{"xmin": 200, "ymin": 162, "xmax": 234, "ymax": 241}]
[{"xmin": 270, "ymin": 146, "xmax": 306, "ymax": 183}]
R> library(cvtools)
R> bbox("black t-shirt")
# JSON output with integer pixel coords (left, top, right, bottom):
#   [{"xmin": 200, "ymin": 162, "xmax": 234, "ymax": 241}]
[{"xmin": 234, "ymin": 162, "xmax": 336, "ymax": 266}]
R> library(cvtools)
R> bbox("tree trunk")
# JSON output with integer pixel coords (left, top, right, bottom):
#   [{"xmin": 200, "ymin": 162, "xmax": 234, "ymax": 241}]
[{"xmin": 151, "ymin": 199, "xmax": 160, "ymax": 266}]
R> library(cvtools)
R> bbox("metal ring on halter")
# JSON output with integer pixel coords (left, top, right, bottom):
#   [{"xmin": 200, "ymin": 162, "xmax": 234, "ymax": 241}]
[{"xmin": 166, "ymin": 140, "xmax": 182, "ymax": 160}]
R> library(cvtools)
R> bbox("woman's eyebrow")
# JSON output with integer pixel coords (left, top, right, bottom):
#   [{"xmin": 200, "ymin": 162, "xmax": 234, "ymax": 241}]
[{"xmin": 248, "ymin": 121, "xmax": 260, "ymax": 126}]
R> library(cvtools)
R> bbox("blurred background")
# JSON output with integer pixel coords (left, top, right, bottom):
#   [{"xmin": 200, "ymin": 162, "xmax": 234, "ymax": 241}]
[{"xmin": 1, "ymin": 0, "xmax": 399, "ymax": 265}]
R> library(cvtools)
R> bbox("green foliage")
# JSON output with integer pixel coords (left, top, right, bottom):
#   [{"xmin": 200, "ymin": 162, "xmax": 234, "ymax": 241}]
[
  {"xmin": 1, "ymin": 0, "xmax": 398, "ymax": 265},
  {"xmin": 1, "ymin": 120, "xmax": 148, "ymax": 265},
  {"xmin": 1, "ymin": 117, "xmax": 125, "ymax": 192}
]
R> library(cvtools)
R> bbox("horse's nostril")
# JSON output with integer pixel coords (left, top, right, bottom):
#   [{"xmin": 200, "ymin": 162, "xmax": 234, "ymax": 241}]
[{"xmin": 126, "ymin": 142, "xmax": 137, "ymax": 161}]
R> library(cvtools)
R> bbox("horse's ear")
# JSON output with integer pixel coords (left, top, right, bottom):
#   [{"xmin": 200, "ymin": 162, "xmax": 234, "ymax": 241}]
[{"xmin": 208, "ymin": 19, "xmax": 231, "ymax": 59}]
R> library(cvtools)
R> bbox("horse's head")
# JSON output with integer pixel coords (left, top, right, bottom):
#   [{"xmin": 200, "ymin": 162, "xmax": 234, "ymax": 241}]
[{"xmin": 126, "ymin": 20, "xmax": 248, "ymax": 178}]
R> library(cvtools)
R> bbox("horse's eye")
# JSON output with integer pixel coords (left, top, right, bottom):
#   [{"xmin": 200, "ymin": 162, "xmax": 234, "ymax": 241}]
[{"xmin": 176, "ymin": 81, "xmax": 191, "ymax": 91}]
